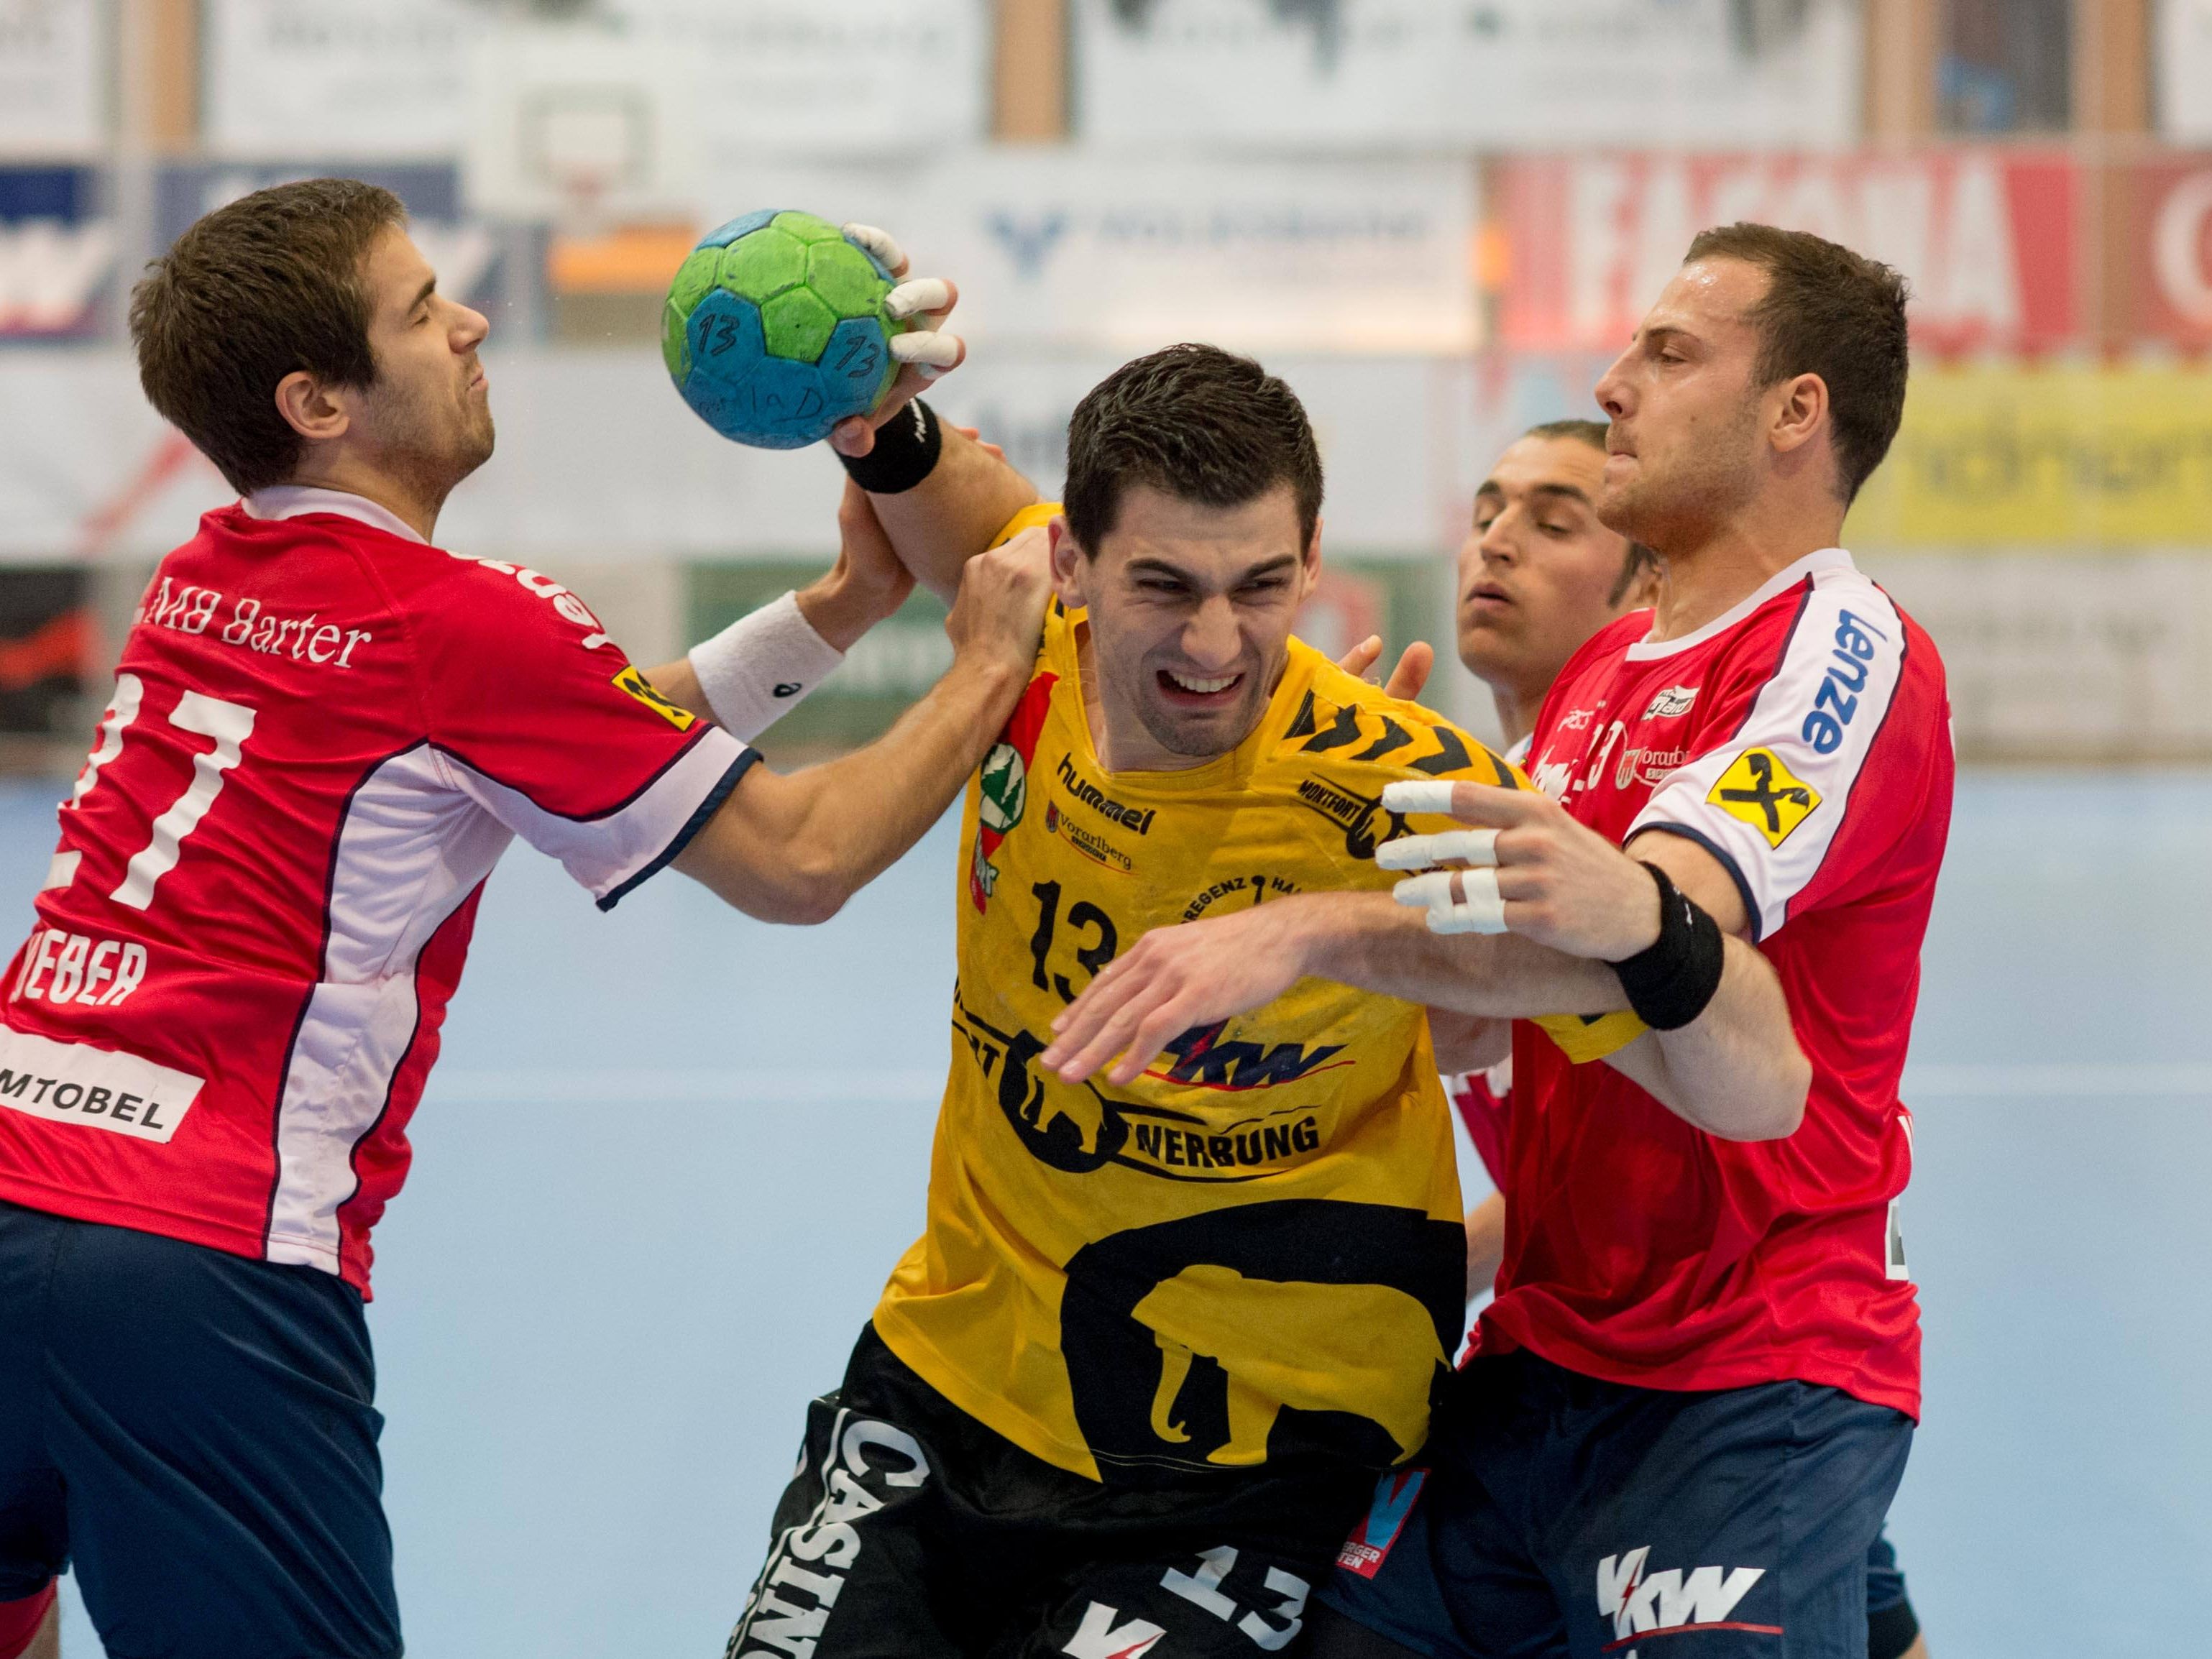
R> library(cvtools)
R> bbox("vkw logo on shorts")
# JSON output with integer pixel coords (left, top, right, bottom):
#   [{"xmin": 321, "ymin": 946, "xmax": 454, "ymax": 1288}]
[{"xmin": 1597, "ymin": 1547, "xmax": 1771, "ymax": 1650}]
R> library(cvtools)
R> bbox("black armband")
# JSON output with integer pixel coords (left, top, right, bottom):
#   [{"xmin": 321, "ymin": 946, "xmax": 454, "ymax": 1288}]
[
  {"xmin": 835, "ymin": 397, "xmax": 942, "ymax": 494},
  {"xmin": 1607, "ymin": 863, "xmax": 1725, "ymax": 1031}
]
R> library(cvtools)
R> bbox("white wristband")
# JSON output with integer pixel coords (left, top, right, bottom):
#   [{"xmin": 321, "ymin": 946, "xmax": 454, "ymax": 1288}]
[{"xmin": 686, "ymin": 591, "xmax": 845, "ymax": 743}]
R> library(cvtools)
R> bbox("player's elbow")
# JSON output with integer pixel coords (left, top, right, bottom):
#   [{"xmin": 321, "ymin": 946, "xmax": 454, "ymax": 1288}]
[
  {"xmin": 1707, "ymin": 1054, "xmax": 1810, "ymax": 1142},
  {"xmin": 770, "ymin": 850, "xmax": 854, "ymax": 926}
]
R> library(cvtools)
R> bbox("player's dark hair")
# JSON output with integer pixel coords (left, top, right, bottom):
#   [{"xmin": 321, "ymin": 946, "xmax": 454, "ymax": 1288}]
[
  {"xmin": 1523, "ymin": 417, "xmax": 1611, "ymax": 451},
  {"xmin": 1609, "ymin": 541, "xmax": 1661, "ymax": 607},
  {"xmin": 129, "ymin": 178, "xmax": 405, "ymax": 495},
  {"xmin": 1684, "ymin": 222, "xmax": 1910, "ymax": 504},
  {"xmin": 1064, "ymin": 344, "xmax": 1323, "ymax": 556}
]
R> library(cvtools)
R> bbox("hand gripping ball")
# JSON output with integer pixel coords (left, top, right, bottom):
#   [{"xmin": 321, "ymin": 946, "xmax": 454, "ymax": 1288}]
[{"xmin": 662, "ymin": 210, "xmax": 907, "ymax": 450}]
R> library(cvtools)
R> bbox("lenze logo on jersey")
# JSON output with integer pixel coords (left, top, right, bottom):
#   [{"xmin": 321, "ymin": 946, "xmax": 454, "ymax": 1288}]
[
  {"xmin": 1643, "ymin": 684, "xmax": 1699, "ymax": 720},
  {"xmin": 0, "ymin": 1026, "xmax": 201, "ymax": 1144},
  {"xmin": 1708, "ymin": 748, "xmax": 1821, "ymax": 847},
  {"xmin": 1804, "ymin": 608, "xmax": 1890, "ymax": 754},
  {"xmin": 610, "ymin": 666, "xmax": 695, "ymax": 730},
  {"xmin": 1597, "ymin": 1548, "xmax": 1771, "ymax": 1650}
]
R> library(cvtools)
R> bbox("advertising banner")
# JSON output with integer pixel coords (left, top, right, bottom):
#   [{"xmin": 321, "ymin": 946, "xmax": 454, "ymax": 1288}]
[
  {"xmin": 1845, "ymin": 365, "xmax": 2212, "ymax": 549},
  {"xmin": 1871, "ymin": 551, "xmax": 2212, "ymax": 760},
  {"xmin": 205, "ymin": 0, "xmax": 983, "ymax": 166},
  {"xmin": 699, "ymin": 152, "xmax": 1477, "ymax": 354},
  {"xmin": 2158, "ymin": 0, "xmax": 2212, "ymax": 144},
  {"xmin": 1500, "ymin": 150, "xmax": 2078, "ymax": 355},
  {"xmin": 0, "ymin": 0, "xmax": 104, "ymax": 156},
  {"xmin": 927, "ymin": 153, "xmax": 1477, "ymax": 355},
  {"xmin": 2115, "ymin": 155, "xmax": 2212, "ymax": 348},
  {"xmin": 0, "ymin": 165, "xmax": 112, "ymax": 339},
  {"xmin": 1074, "ymin": 0, "xmax": 1862, "ymax": 151},
  {"xmin": 154, "ymin": 162, "xmax": 511, "ymax": 319}
]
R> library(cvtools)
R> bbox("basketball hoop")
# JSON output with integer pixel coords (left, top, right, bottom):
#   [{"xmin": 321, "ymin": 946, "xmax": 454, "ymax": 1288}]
[{"xmin": 464, "ymin": 21, "xmax": 697, "ymax": 232}]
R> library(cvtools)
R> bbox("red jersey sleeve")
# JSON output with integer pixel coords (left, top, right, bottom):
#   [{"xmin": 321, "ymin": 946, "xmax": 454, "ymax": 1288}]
[
  {"xmin": 1627, "ymin": 568, "xmax": 1940, "ymax": 940},
  {"xmin": 398, "ymin": 553, "xmax": 754, "ymax": 909}
]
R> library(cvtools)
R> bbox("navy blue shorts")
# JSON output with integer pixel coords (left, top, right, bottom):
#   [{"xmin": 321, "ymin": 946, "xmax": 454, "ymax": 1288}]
[
  {"xmin": 1318, "ymin": 1351, "xmax": 1912, "ymax": 1658},
  {"xmin": 0, "ymin": 1199, "xmax": 400, "ymax": 1658}
]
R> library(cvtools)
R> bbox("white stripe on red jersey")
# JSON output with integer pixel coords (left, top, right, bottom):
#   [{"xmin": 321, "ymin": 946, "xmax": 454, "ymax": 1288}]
[{"xmin": 0, "ymin": 495, "xmax": 753, "ymax": 1292}]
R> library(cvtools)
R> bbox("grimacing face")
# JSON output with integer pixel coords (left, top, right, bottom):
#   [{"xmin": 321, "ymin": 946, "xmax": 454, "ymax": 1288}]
[
  {"xmin": 346, "ymin": 225, "xmax": 495, "ymax": 498},
  {"xmin": 1052, "ymin": 482, "xmax": 1319, "ymax": 768},
  {"xmin": 1591, "ymin": 255, "xmax": 1774, "ymax": 552},
  {"xmin": 1458, "ymin": 435, "xmax": 1641, "ymax": 702}
]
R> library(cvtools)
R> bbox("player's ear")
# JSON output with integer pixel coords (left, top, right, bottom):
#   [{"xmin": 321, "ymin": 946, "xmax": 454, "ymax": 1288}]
[
  {"xmin": 1298, "ymin": 515, "xmax": 1325, "ymax": 598},
  {"xmin": 1048, "ymin": 515, "xmax": 1090, "ymax": 609},
  {"xmin": 1768, "ymin": 372, "xmax": 1827, "ymax": 461},
  {"xmin": 274, "ymin": 370, "xmax": 351, "ymax": 447}
]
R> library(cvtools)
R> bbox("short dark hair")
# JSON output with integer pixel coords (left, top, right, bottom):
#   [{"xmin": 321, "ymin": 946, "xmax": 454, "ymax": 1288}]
[
  {"xmin": 1683, "ymin": 221, "xmax": 1909, "ymax": 503},
  {"xmin": 1523, "ymin": 417, "xmax": 1610, "ymax": 451},
  {"xmin": 1063, "ymin": 344, "xmax": 1323, "ymax": 556},
  {"xmin": 129, "ymin": 178, "xmax": 406, "ymax": 495},
  {"xmin": 1609, "ymin": 541, "xmax": 1661, "ymax": 606}
]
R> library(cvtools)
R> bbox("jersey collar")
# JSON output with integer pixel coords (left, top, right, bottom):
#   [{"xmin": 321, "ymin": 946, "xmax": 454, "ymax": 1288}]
[
  {"xmin": 242, "ymin": 486, "xmax": 426, "ymax": 546},
  {"xmin": 1622, "ymin": 546, "xmax": 1855, "ymax": 661}
]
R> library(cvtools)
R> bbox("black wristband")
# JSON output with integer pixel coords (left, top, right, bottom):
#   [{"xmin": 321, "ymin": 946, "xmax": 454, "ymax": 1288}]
[
  {"xmin": 1608, "ymin": 863, "xmax": 1725, "ymax": 1031},
  {"xmin": 835, "ymin": 397, "xmax": 941, "ymax": 494}
]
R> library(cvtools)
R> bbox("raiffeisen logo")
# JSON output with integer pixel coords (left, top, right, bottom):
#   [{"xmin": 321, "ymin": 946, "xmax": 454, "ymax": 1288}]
[{"xmin": 1596, "ymin": 1548, "xmax": 1772, "ymax": 1653}]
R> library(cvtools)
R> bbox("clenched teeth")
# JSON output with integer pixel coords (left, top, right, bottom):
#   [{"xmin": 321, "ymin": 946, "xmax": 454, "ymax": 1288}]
[{"xmin": 1166, "ymin": 670, "xmax": 1239, "ymax": 694}]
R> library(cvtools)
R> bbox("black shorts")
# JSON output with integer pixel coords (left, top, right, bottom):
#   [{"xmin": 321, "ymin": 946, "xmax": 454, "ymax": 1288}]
[{"xmin": 726, "ymin": 1324, "xmax": 1377, "ymax": 1659}]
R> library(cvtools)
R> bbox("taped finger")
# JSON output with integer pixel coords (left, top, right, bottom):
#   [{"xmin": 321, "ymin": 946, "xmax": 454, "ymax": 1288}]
[
  {"xmin": 889, "ymin": 328, "xmax": 963, "ymax": 371},
  {"xmin": 885, "ymin": 277, "xmax": 953, "ymax": 321},
  {"xmin": 842, "ymin": 223, "xmax": 907, "ymax": 277},
  {"xmin": 1381, "ymin": 780, "xmax": 1458, "ymax": 817},
  {"xmin": 1375, "ymin": 828, "xmax": 1499, "ymax": 871},
  {"xmin": 1427, "ymin": 867, "xmax": 1508, "ymax": 935},
  {"xmin": 1393, "ymin": 869, "xmax": 1507, "ymax": 934}
]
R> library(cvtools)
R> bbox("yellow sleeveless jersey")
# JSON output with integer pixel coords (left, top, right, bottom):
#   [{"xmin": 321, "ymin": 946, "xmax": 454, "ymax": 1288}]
[{"xmin": 871, "ymin": 597, "xmax": 1525, "ymax": 1485}]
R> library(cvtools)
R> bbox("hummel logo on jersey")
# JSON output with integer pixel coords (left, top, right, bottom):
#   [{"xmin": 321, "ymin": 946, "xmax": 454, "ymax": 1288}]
[
  {"xmin": 1707, "ymin": 748, "xmax": 1820, "ymax": 847},
  {"xmin": 1597, "ymin": 1547, "xmax": 1770, "ymax": 1647},
  {"xmin": 1643, "ymin": 684, "xmax": 1698, "ymax": 720}
]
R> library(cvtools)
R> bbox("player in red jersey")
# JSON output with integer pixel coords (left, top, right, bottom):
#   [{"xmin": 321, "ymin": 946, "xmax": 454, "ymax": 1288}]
[
  {"xmin": 1447, "ymin": 417, "xmax": 1929, "ymax": 1659},
  {"xmin": 0, "ymin": 179, "xmax": 1047, "ymax": 1659},
  {"xmin": 1050, "ymin": 223, "xmax": 1949, "ymax": 1656}
]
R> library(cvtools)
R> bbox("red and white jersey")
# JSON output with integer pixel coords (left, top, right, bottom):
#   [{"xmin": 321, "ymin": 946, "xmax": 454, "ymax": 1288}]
[
  {"xmin": 1480, "ymin": 547, "xmax": 1952, "ymax": 1419},
  {"xmin": 0, "ymin": 490, "xmax": 751, "ymax": 1295}
]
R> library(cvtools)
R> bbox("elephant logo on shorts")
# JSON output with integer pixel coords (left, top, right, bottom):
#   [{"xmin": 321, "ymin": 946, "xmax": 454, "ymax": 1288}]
[{"xmin": 1060, "ymin": 1200, "xmax": 1463, "ymax": 1481}]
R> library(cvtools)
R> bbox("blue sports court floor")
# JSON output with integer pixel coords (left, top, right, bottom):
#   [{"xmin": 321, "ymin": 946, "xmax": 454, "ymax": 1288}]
[{"xmin": 10, "ymin": 771, "xmax": 2209, "ymax": 1658}]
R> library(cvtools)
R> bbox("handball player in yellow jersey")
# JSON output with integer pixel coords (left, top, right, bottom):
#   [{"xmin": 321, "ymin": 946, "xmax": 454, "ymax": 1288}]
[{"xmin": 721, "ymin": 347, "xmax": 1806, "ymax": 1659}]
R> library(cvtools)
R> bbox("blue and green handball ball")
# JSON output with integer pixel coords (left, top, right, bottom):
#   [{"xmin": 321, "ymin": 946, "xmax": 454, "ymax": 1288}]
[{"xmin": 662, "ymin": 209, "xmax": 907, "ymax": 449}]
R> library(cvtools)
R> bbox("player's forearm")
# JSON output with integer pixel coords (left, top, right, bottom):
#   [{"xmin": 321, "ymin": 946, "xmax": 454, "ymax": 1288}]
[
  {"xmin": 1464, "ymin": 1191, "xmax": 1506, "ymax": 1305},
  {"xmin": 868, "ymin": 425, "xmax": 1038, "ymax": 603},
  {"xmin": 1603, "ymin": 938, "xmax": 1809, "ymax": 1141},
  {"xmin": 1279, "ymin": 891, "xmax": 1628, "ymax": 1018},
  {"xmin": 675, "ymin": 651, "xmax": 1025, "ymax": 924},
  {"xmin": 786, "ymin": 651, "xmax": 1029, "ymax": 907}
]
